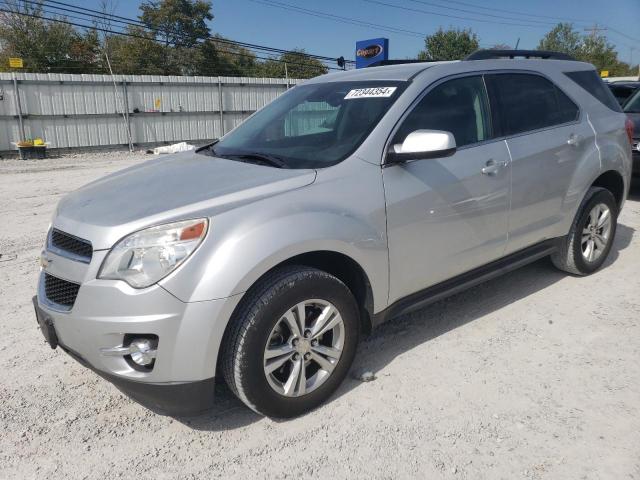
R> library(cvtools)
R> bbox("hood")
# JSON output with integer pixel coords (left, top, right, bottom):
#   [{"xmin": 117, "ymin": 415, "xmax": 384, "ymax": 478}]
[{"xmin": 54, "ymin": 152, "xmax": 316, "ymax": 249}]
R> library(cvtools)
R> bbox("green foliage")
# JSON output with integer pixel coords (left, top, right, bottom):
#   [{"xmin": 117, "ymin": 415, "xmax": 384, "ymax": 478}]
[
  {"xmin": 0, "ymin": 1, "xmax": 102, "ymax": 73},
  {"xmin": 417, "ymin": 28, "xmax": 479, "ymax": 61},
  {"xmin": 257, "ymin": 50, "xmax": 328, "ymax": 79},
  {"xmin": 0, "ymin": 0, "xmax": 327, "ymax": 78},
  {"xmin": 489, "ymin": 43, "xmax": 512, "ymax": 50},
  {"xmin": 537, "ymin": 23, "xmax": 582, "ymax": 57},
  {"xmin": 538, "ymin": 23, "xmax": 635, "ymax": 77}
]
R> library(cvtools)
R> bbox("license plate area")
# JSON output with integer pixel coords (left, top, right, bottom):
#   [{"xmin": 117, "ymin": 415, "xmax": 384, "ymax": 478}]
[{"xmin": 32, "ymin": 296, "xmax": 59, "ymax": 349}]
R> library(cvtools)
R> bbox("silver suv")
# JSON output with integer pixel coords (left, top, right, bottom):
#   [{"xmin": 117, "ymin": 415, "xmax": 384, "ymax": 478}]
[{"xmin": 34, "ymin": 51, "xmax": 633, "ymax": 418}]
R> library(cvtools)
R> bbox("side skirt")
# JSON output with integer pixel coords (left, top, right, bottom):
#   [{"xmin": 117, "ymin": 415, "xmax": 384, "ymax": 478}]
[{"xmin": 372, "ymin": 238, "xmax": 561, "ymax": 327}]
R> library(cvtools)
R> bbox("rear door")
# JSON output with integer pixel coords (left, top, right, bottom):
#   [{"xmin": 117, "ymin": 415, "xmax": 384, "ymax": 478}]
[
  {"xmin": 485, "ymin": 72, "xmax": 588, "ymax": 254},
  {"xmin": 383, "ymin": 75, "xmax": 511, "ymax": 304}
]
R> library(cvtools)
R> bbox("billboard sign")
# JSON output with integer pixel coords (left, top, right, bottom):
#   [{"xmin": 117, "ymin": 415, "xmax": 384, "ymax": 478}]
[{"xmin": 356, "ymin": 38, "xmax": 389, "ymax": 69}]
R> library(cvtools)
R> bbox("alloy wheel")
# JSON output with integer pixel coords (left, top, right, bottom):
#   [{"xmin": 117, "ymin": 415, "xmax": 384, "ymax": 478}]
[
  {"xmin": 581, "ymin": 203, "xmax": 612, "ymax": 263},
  {"xmin": 263, "ymin": 299, "xmax": 345, "ymax": 397}
]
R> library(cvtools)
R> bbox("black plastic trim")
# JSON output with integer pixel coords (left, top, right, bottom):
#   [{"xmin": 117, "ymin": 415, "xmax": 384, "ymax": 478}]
[
  {"xmin": 373, "ymin": 238, "xmax": 561, "ymax": 327},
  {"xmin": 386, "ymin": 146, "xmax": 456, "ymax": 163},
  {"xmin": 60, "ymin": 345, "xmax": 216, "ymax": 416}
]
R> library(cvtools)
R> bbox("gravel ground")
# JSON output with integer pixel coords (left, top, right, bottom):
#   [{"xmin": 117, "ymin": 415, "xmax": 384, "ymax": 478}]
[{"xmin": 1, "ymin": 151, "xmax": 639, "ymax": 480}]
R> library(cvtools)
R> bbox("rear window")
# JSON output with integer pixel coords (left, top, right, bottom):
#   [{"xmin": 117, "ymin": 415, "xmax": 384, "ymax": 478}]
[{"xmin": 565, "ymin": 70, "xmax": 622, "ymax": 112}]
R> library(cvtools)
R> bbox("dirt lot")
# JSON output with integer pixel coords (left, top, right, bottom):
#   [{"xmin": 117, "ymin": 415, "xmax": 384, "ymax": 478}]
[{"xmin": 1, "ymin": 151, "xmax": 639, "ymax": 480}]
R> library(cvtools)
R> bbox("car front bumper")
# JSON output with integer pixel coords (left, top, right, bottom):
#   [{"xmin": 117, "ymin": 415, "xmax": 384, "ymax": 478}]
[{"xmin": 34, "ymin": 248, "xmax": 243, "ymax": 415}]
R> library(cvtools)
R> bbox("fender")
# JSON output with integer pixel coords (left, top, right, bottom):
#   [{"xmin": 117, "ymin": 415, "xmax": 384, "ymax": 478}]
[
  {"xmin": 160, "ymin": 160, "xmax": 390, "ymax": 312},
  {"xmin": 555, "ymin": 113, "xmax": 630, "ymax": 237}
]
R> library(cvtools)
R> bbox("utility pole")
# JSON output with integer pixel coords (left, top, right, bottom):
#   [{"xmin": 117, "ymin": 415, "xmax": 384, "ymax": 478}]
[{"xmin": 583, "ymin": 23, "xmax": 607, "ymax": 39}]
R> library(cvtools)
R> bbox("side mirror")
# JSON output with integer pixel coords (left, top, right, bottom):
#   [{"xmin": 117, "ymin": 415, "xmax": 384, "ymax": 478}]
[{"xmin": 386, "ymin": 129, "xmax": 457, "ymax": 163}]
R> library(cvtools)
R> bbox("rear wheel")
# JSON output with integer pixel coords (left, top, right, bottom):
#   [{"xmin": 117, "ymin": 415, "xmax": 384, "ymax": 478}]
[
  {"xmin": 221, "ymin": 266, "xmax": 359, "ymax": 418},
  {"xmin": 552, "ymin": 187, "xmax": 618, "ymax": 275}
]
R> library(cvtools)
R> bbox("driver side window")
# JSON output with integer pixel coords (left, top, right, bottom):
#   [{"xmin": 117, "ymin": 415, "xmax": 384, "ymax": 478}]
[{"xmin": 394, "ymin": 75, "xmax": 492, "ymax": 148}]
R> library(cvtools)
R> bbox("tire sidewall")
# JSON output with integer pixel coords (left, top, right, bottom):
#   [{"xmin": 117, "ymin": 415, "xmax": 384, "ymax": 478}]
[
  {"xmin": 236, "ymin": 270, "xmax": 359, "ymax": 418},
  {"xmin": 571, "ymin": 189, "xmax": 618, "ymax": 274}
]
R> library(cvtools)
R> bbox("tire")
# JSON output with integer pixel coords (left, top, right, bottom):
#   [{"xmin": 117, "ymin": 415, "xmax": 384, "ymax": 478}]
[
  {"xmin": 221, "ymin": 265, "xmax": 360, "ymax": 418},
  {"xmin": 551, "ymin": 187, "xmax": 618, "ymax": 275}
]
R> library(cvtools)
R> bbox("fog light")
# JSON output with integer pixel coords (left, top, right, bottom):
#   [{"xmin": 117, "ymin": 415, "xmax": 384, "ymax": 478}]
[
  {"xmin": 129, "ymin": 338, "xmax": 156, "ymax": 366},
  {"xmin": 100, "ymin": 335, "xmax": 158, "ymax": 369}
]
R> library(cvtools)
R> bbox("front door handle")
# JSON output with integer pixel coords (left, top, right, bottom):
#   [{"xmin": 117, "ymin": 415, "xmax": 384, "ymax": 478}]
[{"xmin": 481, "ymin": 159, "xmax": 506, "ymax": 175}]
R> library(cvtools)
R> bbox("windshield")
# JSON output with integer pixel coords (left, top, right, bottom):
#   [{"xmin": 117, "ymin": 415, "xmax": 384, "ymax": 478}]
[
  {"xmin": 210, "ymin": 81, "xmax": 407, "ymax": 169},
  {"xmin": 623, "ymin": 89, "xmax": 640, "ymax": 113}
]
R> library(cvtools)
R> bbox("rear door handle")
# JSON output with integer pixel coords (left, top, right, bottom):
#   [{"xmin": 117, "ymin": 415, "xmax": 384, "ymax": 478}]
[
  {"xmin": 481, "ymin": 159, "xmax": 506, "ymax": 175},
  {"xmin": 567, "ymin": 133, "xmax": 583, "ymax": 147}
]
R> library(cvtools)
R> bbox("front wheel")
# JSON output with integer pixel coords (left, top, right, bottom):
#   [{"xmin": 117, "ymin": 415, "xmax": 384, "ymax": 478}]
[
  {"xmin": 552, "ymin": 187, "xmax": 618, "ymax": 275},
  {"xmin": 221, "ymin": 266, "xmax": 360, "ymax": 418}
]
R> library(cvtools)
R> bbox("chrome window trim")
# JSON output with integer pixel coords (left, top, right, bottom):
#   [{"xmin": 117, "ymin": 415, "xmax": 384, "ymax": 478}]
[{"xmin": 381, "ymin": 68, "xmax": 584, "ymax": 166}]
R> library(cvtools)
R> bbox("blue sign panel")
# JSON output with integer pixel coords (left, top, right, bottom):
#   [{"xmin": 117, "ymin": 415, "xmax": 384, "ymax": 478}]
[{"xmin": 355, "ymin": 38, "xmax": 389, "ymax": 69}]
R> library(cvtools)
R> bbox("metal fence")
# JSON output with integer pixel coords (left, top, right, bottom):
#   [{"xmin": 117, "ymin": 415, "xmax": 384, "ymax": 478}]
[{"xmin": 0, "ymin": 72, "xmax": 302, "ymax": 152}]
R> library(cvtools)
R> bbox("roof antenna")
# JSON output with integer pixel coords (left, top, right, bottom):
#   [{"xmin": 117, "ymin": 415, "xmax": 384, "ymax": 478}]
[{"xmin": 515, "ymin": 38, "xmax": 520, "ymax": 50}]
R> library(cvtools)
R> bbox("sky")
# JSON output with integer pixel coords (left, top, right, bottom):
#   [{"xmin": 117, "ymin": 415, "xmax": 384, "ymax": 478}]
[{"xmin": 78, "ymin": 0, "xmax": 640, "ymax": 65}]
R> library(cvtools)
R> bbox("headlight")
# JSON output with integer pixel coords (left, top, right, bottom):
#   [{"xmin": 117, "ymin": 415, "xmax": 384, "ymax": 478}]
[{"xmin": 98, "ymin": 218, "xmax": 208, "ymax": 288}]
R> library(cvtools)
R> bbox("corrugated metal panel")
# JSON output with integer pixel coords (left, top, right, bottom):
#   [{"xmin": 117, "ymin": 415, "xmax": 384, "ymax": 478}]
[{"xmin": 0, "ymin": 72, "xmax": 301, "ymax": 150}]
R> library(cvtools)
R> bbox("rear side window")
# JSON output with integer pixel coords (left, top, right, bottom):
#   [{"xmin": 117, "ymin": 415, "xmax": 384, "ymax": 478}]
[
  {"xmin": 565, "ymin": 70, "xmax": 622, "ymax": 112},
  {"xmin": 487, "ymin": 73, "xmax": 579, "ymax": 136}
]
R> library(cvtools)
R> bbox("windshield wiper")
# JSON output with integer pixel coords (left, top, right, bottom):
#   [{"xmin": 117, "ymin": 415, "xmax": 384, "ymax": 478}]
[{"xmin": 224, "ymin": 152, "xmax": 290, "ymax": 169}]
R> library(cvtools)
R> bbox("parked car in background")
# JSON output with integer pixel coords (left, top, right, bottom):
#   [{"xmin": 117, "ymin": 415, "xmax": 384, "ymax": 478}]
[
  {"xmin": 623, "ymin": 89, "xmax": 640, "ymax": 176},
  {"xmin": 608, "ymin": 81, "xmax": 640, "ymax": 106},
  {"xmin": 33, "ymin": 51, "xmax": 632, "ymax": 418}
]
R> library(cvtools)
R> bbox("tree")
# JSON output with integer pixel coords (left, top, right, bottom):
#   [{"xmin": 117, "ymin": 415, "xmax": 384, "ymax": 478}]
[
  {"xmin": 139, "ymin": 0, "xmax": 213, "ymax": 75},
  {"xmin": 258, "ymin": 50, "xmax": 328, "ymax": 79},
  {"xmin": 103, "ymin": 27, "xmax": 167, "ymax": 75},
  {"xmin": 196, "ymin": 36, "xmax": 260, "ymax": 77},
  {"xmin": 489, "ymin": 43, "xmax": 512, "ymax": 50},
  {"xmin": 0, "ymin": 1, "xmax": 102, "ymax": 73},
  {"xmin": 538, "ymin": 23, "xmax": 634, "ymax": 76},
  {"xmin": 537, "ymin": 23, "xmax": 582, "ymax": 57},
  {"xmin": 417, "ymin": 27, "xmax": 479, "ymax": 61}
]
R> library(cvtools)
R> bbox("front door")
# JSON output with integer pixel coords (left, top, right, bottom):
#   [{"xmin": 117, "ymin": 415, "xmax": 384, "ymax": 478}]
[{"xmin": 383, "ymin": 75, "xmax": 511, "ymax": 304}]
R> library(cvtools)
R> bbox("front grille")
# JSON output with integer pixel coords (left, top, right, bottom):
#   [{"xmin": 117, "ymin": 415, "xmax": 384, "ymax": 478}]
[
  {"xmin": 50, "ymin": 229, "xmax": 93, "ymax": 261},
  {"xmin": 44, "ymin": 273, "xmax": 80, "ymax": 308}
]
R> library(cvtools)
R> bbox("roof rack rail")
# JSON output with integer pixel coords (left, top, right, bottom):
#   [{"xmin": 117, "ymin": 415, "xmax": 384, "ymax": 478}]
[
  {"xmin": 366, "ymin": 59, "xmax": 432, "ymax": 68},
  {"xmin": 464, "ymin": 50, "xmax": 576, "ymax": 61}
]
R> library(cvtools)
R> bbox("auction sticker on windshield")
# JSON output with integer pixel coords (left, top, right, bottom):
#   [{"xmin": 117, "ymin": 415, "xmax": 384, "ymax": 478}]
[{"xmin": 344, "ymin": 87, "xmax": 397, "ymax": 99}]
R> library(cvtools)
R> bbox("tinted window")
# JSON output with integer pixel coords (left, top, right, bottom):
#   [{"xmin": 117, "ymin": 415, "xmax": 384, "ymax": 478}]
[
  {"xmin": 394, "ymin": 76, "xmax": 492, "ymax": 148},
  {"xmin": 609, "ymin": 84, "xmax": 637, "ymax": 106},
  {"xmin": 623, "ymin": 89, "xmax": 640, "ymax": 113},
  {"xmin": 488, "ymin": 73, "xmax": 579, "ymax": 136},
  {"xmin": 565, "ymin": 70, "xmax": 622, "ymax": 112}
]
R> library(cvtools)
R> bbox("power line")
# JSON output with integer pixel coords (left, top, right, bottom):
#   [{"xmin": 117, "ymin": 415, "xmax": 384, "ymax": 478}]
[
  {"xmin": 404, "ymin": 0, "xmax": 561, "ymax": 26},
  {"xmin": 0, "ymin": 6, "xmax": 345, "ymax": 72},
  {"xmin": 407, "ymin": 0, "xmax": 594, "ymax": 24},
  {"xmin": 249, "ymin": 0, "xmax": 427, "ymax": 38},
  {"xmin": 364, "ymin": 0, "xmax": 559, "ymax": 29},
  {"xmin": 39, "ymin": 0, "xmax": 354, "ymax": 64},
  {"xmin": 4, "ymin": 0, "xmax": 352, "ymax": 69},
  {"xmin": 407, "ymin": 0, "xmax": 640, "ymax": 44}
]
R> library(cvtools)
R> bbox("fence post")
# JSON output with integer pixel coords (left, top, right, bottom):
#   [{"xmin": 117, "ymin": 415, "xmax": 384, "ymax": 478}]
[
  {"xmin": 121, "ymin": 80, "xmax": 133, "ymax": 151},
  {"xmin": 218, "ymin": 76, "xmax": 225, "ymax": 137},
  {"xmin": 12, "ymin": 73, "xmax": 26, "ymax": 142}
]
